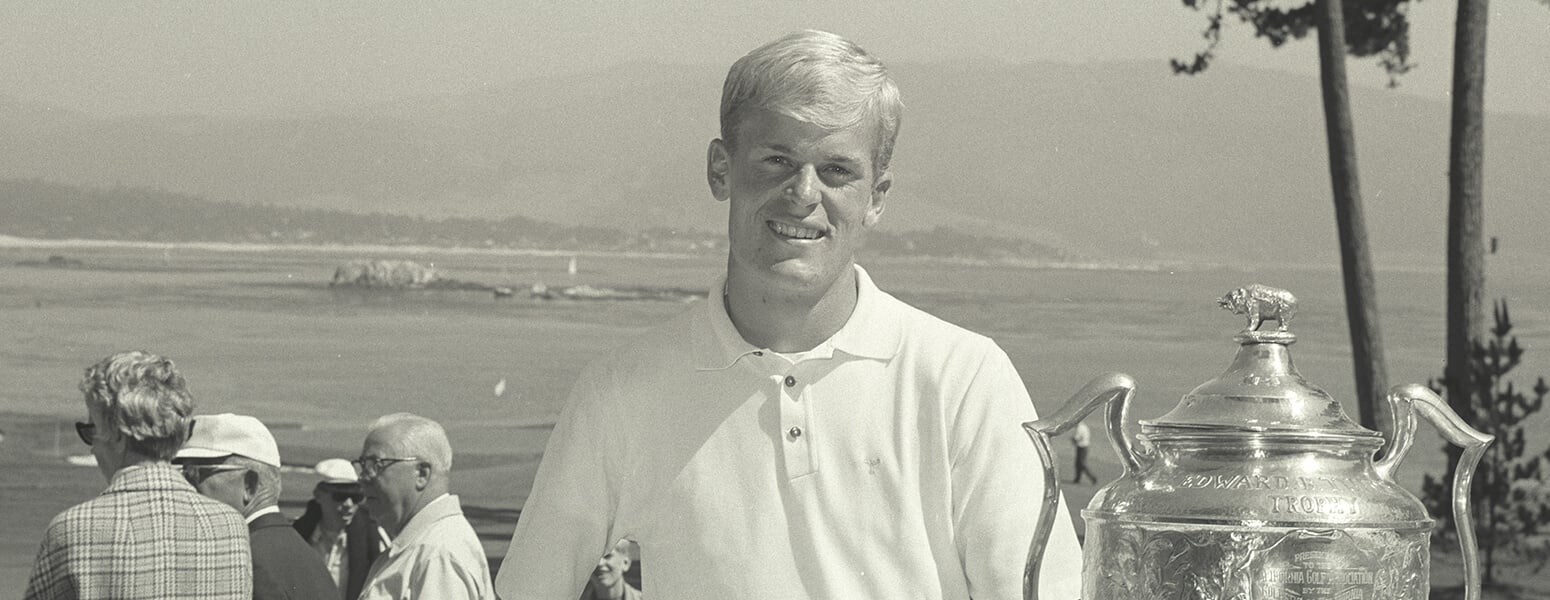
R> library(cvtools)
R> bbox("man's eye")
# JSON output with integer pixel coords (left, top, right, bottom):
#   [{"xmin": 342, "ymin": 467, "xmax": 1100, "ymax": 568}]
[
  {"xmin": 824, "ymin": 165, "xmax": 854, "ymax": 177},
  {"xmin": 763, "ymin": 156, "xmax": 791, "ymax": 167}
]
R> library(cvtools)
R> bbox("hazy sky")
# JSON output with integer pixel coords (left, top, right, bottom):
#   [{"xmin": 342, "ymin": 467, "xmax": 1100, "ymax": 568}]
[{"xmin": 2, "ymin": 2, "xmax": 1547, "ymax": 117}]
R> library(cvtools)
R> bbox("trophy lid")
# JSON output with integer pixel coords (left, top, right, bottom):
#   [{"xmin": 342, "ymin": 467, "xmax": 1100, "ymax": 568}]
[{"xmin": 1145, "ymin": 284, "xmax": 1378, "ymax": 436}]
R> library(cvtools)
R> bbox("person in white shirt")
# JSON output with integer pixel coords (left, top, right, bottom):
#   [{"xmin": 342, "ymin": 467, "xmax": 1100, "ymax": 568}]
[
  {"xmin": 1071, "ymin": 421, "xmax": 1098, "ymax": 484},
  {"xmin": 354, "ymin": 413, "xmax": 494, "ymax": 600},
  {"xmin": 497, "ymin": 29, "xmax": 1082, "ymax": 600},
  {"xmin": 292, "ymin": 458, "xmax": 390, "ymax": 600},
  {"xmin": 579, "ymin": 539, "xmax": 642, "ymax": 600}
]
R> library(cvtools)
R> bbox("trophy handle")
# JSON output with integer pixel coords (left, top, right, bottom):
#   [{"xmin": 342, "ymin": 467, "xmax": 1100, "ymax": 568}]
[
  {"xmin": 1021, "ymin": 372, "xmax": 1138, "ymax": 600},
  {"xmin": 1381, "ymin": 384, "xmax": 1494, "ymax": 600}
]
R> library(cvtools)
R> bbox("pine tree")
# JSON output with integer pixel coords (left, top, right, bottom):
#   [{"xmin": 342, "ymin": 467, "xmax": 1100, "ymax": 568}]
[{"xmin": 1424, "ymin": 299, "xmax": 1550, "ymax": 584}]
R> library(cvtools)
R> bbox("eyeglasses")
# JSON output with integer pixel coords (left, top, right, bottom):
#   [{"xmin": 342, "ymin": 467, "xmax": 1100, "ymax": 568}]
[
  {"xmin": 75, "ymin": 422, "xmax": 95, "ymax": 446},
  {"xmin": 180, "ymin": 463, "xmax": 247, "ymax": 485},
  {"xmin": 330, "ymin": 491, "xmax": 365, "ymax": 503},
  {"xmin": 350, "ymin": 456, "xmax": 421, "ymax": 478}
]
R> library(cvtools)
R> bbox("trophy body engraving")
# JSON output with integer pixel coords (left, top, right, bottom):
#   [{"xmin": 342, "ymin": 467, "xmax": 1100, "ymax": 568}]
[{"xmin": 1083, "ymin": 521, "xmax": 1428, "ymax": 599}]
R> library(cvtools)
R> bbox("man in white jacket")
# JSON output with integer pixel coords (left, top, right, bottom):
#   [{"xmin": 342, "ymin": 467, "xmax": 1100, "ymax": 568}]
[{"xmin": 354, "ymin": 413, "xmax": 493, "ymax": 600}]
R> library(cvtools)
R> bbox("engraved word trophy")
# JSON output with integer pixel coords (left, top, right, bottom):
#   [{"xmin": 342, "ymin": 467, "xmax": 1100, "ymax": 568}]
[{"xmin": 1021, "ymin": 285, "xmax": 1493, "ymax": 600}]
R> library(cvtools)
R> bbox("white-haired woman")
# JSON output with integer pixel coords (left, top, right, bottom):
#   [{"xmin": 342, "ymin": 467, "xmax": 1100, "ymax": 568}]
[{"xmin": 25, "ymin": 351, "xmax": 252, "ymax": 600}]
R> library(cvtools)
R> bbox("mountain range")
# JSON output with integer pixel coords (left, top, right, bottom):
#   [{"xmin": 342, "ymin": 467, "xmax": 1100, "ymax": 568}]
[{"xmin": 1, "ymin": 60, "xmax": 1545, "ymax": 268}]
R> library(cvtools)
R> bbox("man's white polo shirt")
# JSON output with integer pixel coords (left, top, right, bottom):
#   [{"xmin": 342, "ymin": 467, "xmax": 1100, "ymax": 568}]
[{"xmin": 498, "ymin": 265, "xmax": 1082, "ymax": 600}]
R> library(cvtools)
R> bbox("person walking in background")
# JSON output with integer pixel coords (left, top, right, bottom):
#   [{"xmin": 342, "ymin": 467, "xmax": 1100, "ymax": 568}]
[
  {"xmin": 354, "ymin": 413, "xmax": 493, "ymax": 600},
  {"xmin": 579, "ymin": 539, "xmax": 641, "ymax": 600},
  {"xmin": 25, "ymin": 351, "xmax": 251, "ymax": 599},
  {"xmin": 498, "ymin": 30, "xmax": 1082, "ymax": 599},
  {"xmin": 293, "ymin": 458, "xmax": 389, "ymax": 600},
  {"xmin": 175, "ymin": 413, "xmax": 339, "ymax": 600},
  {"xmin": 1071, "ymin": 420, "xmax": 1098, "ymax": 484}
]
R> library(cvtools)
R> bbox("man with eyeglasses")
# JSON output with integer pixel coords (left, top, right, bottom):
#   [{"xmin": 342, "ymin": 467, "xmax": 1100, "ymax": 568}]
[
  {"xmin": 293, "ymin": 458, "xmax": 389, "ymax": 600},
  {"xmin": 353, "ymin": 413, "xmax": 494, "ymax": 600},
  {"xmin": 175, "ymin": 413, "xmax": 338, "ymax": 600},
  {"xmin": 26, "ymin": 351, "xmax": 251, "ymax": 599}
]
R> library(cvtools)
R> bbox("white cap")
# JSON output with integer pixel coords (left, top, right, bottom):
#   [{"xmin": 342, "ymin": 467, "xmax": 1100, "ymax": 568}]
[
  {"xmin": 314, "ymin": 458, "xmax": 358, "ymax": 484},
  {"xmin": 176, "ymin": 413, "xmax": 281, "ymax": 468}
]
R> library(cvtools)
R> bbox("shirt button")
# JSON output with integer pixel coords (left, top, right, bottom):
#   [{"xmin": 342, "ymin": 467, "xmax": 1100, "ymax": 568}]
[
  {"xmin": 784, "ymin": 375, "xmax": 796, "ymax": 387},
  {"xmin": 788, "ymin": 426, "xmax": 803, "ymax": 439}
]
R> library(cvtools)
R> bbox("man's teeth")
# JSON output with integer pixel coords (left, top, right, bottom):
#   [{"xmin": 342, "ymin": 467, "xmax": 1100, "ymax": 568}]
[{"xmin": 771, "ymin": 222, "xmax": 824, "ymax": 240}]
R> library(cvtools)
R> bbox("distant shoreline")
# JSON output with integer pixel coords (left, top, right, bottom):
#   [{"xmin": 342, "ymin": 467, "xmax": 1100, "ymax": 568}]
[
  {"xmin": 0, "ymin": 233, "xmax": 1247, "ymax": 274},
  {"xmin": 0, "ymin": 233, "xmax": 708, "ymax": 261},
  {"xmin": 0, "ymin": 233, "xmax": 1455, "ymax": 275}
]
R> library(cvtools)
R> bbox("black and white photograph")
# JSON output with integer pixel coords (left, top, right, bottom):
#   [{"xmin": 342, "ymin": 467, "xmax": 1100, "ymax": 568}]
[{"xmin": 2, "ymin": 3, "xmax": 1548, "ymax": 598}]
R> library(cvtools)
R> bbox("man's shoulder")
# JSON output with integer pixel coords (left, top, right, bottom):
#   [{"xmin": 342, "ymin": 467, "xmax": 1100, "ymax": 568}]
[
  {"xmin": 583, "ymin": 302, "xmax": 700, "ymax": 371},
  {"xmin": 875, "ymin": 288, "xmax": 1000, "ymax": 355},
  {"xmin": 250, "ymin": 514, "xmax": 310, "ymax": 548},
  {"xmin": 400, "ymin": 514, "xmax": 489, "ymax": 576},
  {"xmin": 406, "ymin": 504, "xmax": 484, "ymax": 552},
  {"xmin": 250, "ymin": 517, "xmax": 336, "ymax": 593}
]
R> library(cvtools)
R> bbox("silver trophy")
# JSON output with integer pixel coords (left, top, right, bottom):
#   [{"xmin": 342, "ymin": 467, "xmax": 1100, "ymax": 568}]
[{"xmin": 1021, "ymin": 285, "xmax": 1493, "ymax": 600}]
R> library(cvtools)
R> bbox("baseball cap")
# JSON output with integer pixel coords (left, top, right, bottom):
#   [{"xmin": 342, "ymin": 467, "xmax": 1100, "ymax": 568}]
[
  {"xmin": 177, "ymin": 413, "xmax": 281, "ymax": 468},
  {"xmin": 314, "ymin": 458, "xmax": 359, "ymax": 484}
]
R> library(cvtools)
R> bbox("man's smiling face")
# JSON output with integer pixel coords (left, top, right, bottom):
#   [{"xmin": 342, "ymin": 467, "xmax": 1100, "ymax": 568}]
[{"xmin": 710, "ymin": 108, "xmax": 889, "ymax": 297}]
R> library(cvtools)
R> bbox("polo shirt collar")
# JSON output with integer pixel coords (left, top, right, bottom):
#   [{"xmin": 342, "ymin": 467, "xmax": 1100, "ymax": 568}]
[
  {"xmin": 388, "ymin": 493, "xmax": 458, "ymax": 556},
  {"xmin": 693, "ymin": 264, "xmax": 901, "ymax": 370}
]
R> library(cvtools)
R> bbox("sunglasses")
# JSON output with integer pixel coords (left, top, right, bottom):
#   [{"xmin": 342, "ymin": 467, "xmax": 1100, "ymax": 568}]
[
  {"xmin": 75, "ymin": 421, "xmax": 95, "ymax": 445},
  {"xmin": 76, "ymin": 420, "xmax": 199, "ymax": 446},
  {"xmin": 180, "ymin": 463, "xmax": 247, "ymax": 485},
  {"xmin": 329, "ymin": 491, "xmax": 366, "ymax": 503}
]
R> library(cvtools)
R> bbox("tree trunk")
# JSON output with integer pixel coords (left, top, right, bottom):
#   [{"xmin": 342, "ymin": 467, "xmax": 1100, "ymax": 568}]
[
  {"xmin": 1315, "ymin": 0, "xmax": 1392, "ymax": 438},
  {"xmin": 1446, "ymin": 0, "xmax": 1489, "ymax": 431},
  {"xmin": 1446, "ymin": 0, "xmax": 1491, "ymax": 584}
]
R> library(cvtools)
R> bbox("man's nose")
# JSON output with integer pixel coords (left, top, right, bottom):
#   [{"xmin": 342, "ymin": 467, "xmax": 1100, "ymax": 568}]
[{"xmin": 785, "ymin": 166, "xmax": 821, "ymax": 207}]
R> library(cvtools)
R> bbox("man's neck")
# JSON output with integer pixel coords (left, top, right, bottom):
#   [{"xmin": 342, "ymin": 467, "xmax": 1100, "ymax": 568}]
[
  {"xmin": 318, "ymin": 513, "xmax": 347, "ymax": 536},
  {"xmin": 593, "ymin": 582, "xmax": 627, "ymax": 600},
  {"xmin": 244, "ymin": 504, "xmax": 280, "ymax": 524},
  {"xmin": 724, "ymin": 266, "xmax": 858, "ymax": 353},
  {"xmin": 387, "ymin": 490, "xmax": 449, "ymax": 537}
]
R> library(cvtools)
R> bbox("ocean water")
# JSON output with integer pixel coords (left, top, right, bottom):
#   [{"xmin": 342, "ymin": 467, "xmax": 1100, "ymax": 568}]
[{"xmin": 2, "ymin": 243, "xmax": 1547, "ymax": 496}]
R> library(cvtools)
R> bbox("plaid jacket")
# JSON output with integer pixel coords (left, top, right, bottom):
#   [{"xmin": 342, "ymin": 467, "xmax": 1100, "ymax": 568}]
[{"xmin": 24, "ymin": 462, "xmax": 253, "ymax": 600}]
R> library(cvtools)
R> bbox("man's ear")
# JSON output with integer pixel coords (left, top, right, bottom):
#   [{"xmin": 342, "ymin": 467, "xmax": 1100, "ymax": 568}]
[
  {"xmin": 864, "ymin": 170, "xmax": 892, "ymax": 228},
  {"xmin": 243, "ymin": 470, "xmax": 260, "ymax": 504},
  {"xmin": 415, "ymin": 462, "xmax": 432, "ymax": 490},
  {"xmin": 707, "ymin": 139, "xmax": 731, "ymax": 202}
]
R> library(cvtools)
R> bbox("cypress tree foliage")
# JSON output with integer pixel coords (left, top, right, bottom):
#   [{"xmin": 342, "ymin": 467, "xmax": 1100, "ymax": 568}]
[
  {"xmin": 1424, "ymin": 299, "xmax": 1550, "ymax": 585},
  {"xmin": 1171, "ymin": 0, "xmax": 1416, "ymax": 84}
]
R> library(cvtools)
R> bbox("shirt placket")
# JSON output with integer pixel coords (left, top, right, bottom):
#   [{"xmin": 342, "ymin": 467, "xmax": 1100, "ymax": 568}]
[{"xmin": 777, "ymin": 367, "xmax": 816, "ymax": 479}]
